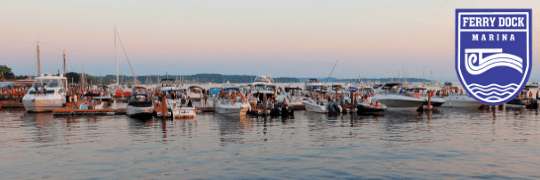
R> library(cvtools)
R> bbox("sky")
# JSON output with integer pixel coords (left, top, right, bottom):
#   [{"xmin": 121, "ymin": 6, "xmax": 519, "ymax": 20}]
[{"xmin": 1, "ymin": 0, "xmax": 540, "ymax": 81}]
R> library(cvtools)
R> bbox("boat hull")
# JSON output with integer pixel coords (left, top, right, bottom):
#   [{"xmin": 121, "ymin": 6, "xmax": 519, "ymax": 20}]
[
  {"xmin": 23, "ymin": 97, "xmax": 65, "ymax": 112},
  {"xmin": 302, "ymin": 100, "xmax": 327, "ymax": 113},
  {"xmin": 441, "ymin": 96, "xmax": 483, "ymax": 107},
  {"xmin": 172, "ymin": 107, "xmax": 197, "ymax": 118},
  {"xmin": 216, "ymin": 103, "xmax": 250, "ymax": 116},
  {"xmin": 126, "ymin": 106, "xmax": 154, "ymax": 119},
  {"xmin": 356, "ymin": 103, "xmax": 387, "ymax": 113},
  {"xmin": 375, "ymin": 99, "xmax": 424, "ymax": 108}
]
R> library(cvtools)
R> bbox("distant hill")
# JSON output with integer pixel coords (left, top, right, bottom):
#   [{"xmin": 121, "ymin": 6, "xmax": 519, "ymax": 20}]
[
  {"xmin": 98, "ymin": 73, "xmax": 299, "ymax": 84},
  {"xmin": 298, "ymin": 77, "xmax": 432, "ymax": 83}
]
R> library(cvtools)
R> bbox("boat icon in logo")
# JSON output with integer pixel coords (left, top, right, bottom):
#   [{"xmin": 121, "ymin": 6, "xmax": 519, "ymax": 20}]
[{"xmin": 456, "ymin": 9, "xmax": 532, "ymax": 105}]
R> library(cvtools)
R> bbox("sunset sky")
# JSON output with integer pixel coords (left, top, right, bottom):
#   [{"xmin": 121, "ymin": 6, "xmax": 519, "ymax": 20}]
[{"xmin": 1, "ymin": 0, "xmax": 540, "ymax": 81}]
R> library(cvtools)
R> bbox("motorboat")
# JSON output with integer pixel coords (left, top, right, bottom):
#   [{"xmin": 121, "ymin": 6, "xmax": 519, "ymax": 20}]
[
  {"xmin": 215, "ymin": 87, "xmax": 250, "ymax": 116},
  {"xmin": 275, "ymin": 87, "xmax": 304, "ymax": 108},
  {"xmin": 302, "ymin": 98, "xmax": 328, "ymax": 113},
  {"xmin": 169, "ymin": 99, "xmax": 196, "ymax": 118},
  {"xmin": 215, "ymin": 99, "xmax": 250, "ymax": 116},
  {"xmin": 406, "ymin": 87, "xmax": 446, "ymax": 107},
  {"xmin": 372, "ymin": 83, "xmax": 425, "ymax": 108},
  {"xmin": 22, "ymin": 73, "xmax": 68, "ymax": 112},
  {"xmin": 126, "ymin": 86, "xmax": 154, "ymax": 119},
  {"xmin": 302, "ymin": 90, "xmax": 336, "ymax": 113},
  {"xmin": 187, "ymin": 85, "xmax": 204, "ymax": 100},
  {"xmin": 356, "ymin": 101, "xmax": 387, "ymax": 113},
  {"xmin": 304, "ymin": 78, "xmax": 323, "ymax": 91}
]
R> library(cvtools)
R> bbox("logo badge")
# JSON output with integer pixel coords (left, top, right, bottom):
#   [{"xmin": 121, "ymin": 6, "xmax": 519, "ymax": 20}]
[{"xmin": 456, "ymin": 9, "xmax": 532, "ymax": 105}]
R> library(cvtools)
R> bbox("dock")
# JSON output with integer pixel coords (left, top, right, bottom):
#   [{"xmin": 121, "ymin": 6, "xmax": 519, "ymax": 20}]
[
  {"xmin": 289, "ymin": 104, "xmax": 305, "ymax": 110},
  {"xmin": 52, "ymin": 108, "xmax": 126, "ymax": 116},
  {"xmin": 197, "ymin": 106, "xmax": 215, "ymax": 112},
  {"xmin": 0, "ymin": 101, "xmax": 24, "ymax": 108}
]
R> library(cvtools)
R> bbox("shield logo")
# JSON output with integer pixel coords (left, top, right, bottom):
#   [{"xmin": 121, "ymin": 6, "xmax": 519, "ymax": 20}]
[{"xmin": 456, "ymin": 9, "xmax": 532, "ymax": 105}]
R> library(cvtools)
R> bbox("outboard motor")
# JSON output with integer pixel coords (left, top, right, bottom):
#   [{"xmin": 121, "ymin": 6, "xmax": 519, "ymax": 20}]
[
  {"xmin": 270, "ymin": 102, "xmax": 282, "ymax": 116},
  {"xmin": 527, "ymin": 99, "xmax": 539, "ymax": 109}
]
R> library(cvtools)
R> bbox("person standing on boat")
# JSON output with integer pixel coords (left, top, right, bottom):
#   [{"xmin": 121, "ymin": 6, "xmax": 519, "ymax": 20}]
[{"xmin": 187, "ymin": 97, "xmax": 193, "ymax": 107}]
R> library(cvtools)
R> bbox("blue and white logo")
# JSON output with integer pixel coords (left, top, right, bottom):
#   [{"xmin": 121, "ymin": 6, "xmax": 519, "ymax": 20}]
[{"xmin": 456, "ymin": 9, "xmax": 532, "ymax": 105}]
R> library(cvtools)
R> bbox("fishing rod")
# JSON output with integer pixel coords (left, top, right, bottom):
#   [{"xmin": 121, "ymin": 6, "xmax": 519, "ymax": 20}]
[{"xmin": 324, "ymin": 59, "xmax": 338, "ymax": 85}]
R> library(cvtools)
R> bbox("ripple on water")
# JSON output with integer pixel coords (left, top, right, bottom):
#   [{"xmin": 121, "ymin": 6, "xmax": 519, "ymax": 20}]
[{"xmin": 0, "ymin": 107, "xmax": 539, "ymax": 179}]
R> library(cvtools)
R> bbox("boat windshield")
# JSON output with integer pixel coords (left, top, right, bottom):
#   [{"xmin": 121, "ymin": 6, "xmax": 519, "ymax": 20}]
[{"xmin": 32, "ymin": 79, "xmax": 61, "ymax": 89}]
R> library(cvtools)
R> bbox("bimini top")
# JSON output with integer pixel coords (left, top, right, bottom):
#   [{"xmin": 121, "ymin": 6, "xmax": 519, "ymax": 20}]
[
  {"xmin": 253, "ymin": 75, "xmax": 274, "ymax": 84},
  {"xmin": 223, "ymin": 87, "xmax": 240, "ymax": 91},
  {"xmin": 188, "ymin": 86, "xmax": 203, "ymax": 89}
]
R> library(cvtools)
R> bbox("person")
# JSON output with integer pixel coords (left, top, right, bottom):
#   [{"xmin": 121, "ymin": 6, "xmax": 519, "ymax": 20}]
[
  {"xmin": 283, "ymin": 97, "xmax": 287, "ymax": 104},
  {"xmin": 34, "ymin": 83, "xmax": 40, "ymax": 95},
  {"xmin": 187, "ymin": 97, "xmax": 193, "ymax": 107}
]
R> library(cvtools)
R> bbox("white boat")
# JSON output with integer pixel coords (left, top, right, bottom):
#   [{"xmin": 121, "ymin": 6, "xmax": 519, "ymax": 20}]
[
  {"xmin": 126, "ymin": 86, "xmax": 154, "ymax": 119},
  {"xmin": 275, "ymin": 87, "xmax": 304, "ymax": 108},
  {"xmin": 304, "ymin": 78, "xmax": 323, "ymax": 91},
  {"xmin": 22, "ymin": 73, "xmax": 68, "ymax": 112},
  {"xmin": 406, "ymin": 87, "xmax": 446, "ymax": 107},
  {"xmin": 302, "ymin": 99, "xmax": 327, "ymax": 113},
  {"xmin": 249, "ymin": 75, "xmax": 276, "ymax": 109},
  {"xmin": 215, "ymin": 99, "xmax": 250, "ymax": 116},
  {"xmin": 187, "ymin": 85, "xmax": 204, "ymax": 100},
  {"xmin": 169, "ymin": 100, "xmax": 196, "ymax": 118},
  {"xmin": 441, "ymin": 94, "xmax": 483, "ymax": 107},
  {"xmin": 372, "ymin": 83, "xmax": 425, "ymax": 108}
]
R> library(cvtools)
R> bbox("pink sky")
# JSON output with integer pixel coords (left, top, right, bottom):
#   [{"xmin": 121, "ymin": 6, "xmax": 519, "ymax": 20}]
[{"xmin": 1, "ymin": 0, "xmax": 540, "ymax": 81}]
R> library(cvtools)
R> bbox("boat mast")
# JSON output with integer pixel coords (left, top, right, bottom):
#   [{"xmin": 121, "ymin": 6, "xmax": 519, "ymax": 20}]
[
  {"xmin": 82, "ymin": 63, "xmax": 85, "ymax": 88},
  {"xmin": 37, "ymin": 41, "xmax": 41, "ymax": 77},
  {"xmin": 63, "ymin": 50, "xmax": 67, "ymax": 75},
  {"xmin": 115, "ymin": 27, "xmax": 119, "ymax": 86}
]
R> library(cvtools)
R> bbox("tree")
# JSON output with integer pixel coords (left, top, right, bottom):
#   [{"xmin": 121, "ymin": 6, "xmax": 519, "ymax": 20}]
[
  {"xmin": 0, "ymin": 65, "xmax": 15, "ymax": 80},
  {"xmin": 66, "ymin": 72, "xmax": 80, "ymax": 83}
]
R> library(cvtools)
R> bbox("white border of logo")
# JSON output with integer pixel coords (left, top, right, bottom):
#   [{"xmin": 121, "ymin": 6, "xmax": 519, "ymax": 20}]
[{"xmin": 457, "ymin": 12, "xmax": 530, "ymax": 104}]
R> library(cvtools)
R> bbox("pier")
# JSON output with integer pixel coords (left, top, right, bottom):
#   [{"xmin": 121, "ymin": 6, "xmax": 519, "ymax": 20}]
[{"xmin": 52, "ymin": 108, "xmax": 126, "ymax": 116}]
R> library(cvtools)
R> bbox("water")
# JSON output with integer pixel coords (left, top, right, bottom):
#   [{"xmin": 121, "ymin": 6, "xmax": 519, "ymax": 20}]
[{"xmin": 1, "ymin": 107, "xmax": 540, "ymax": 179}]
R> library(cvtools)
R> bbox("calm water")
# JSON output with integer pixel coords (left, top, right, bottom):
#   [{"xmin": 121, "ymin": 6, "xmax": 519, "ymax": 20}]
[{"xmin": 1, "ymin": 106, "xmax": 540, "ymax": 179}]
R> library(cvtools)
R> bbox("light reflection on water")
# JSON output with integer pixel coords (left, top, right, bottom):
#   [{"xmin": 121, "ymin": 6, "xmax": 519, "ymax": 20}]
[{"xmin": 1, "ymin": 107, "xmax": 540, "ymax": 179}]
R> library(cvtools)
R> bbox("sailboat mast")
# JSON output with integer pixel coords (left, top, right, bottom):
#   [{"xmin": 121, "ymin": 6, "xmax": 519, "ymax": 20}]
[
  {"xmin": 115, "ymin": 27, "xmax": 119, "ymax": 85},
  {"xmin": 82, "ymin": 63, "xmax": 85, "ymax": 88},
  {"xmin": 37, "ymin": 41, "xmax": 41, "ymax": 77},
  {"xmin": 63, "ymin": 50, "xmax": 67, "ymax": 75}
]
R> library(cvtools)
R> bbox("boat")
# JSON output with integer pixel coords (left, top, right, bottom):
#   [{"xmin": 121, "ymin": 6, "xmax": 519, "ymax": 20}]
[
  {"xmin": 187, "ymin": 85, "xmax": 204, "ymax": 100},
  {"xmin": 302, "ymin": 98, "xmax": 327, "ymax": 113},
  {"xmin": 407, "ymin": 87, "xmax": 446, "ymax": 107},
  {"xmin": 22, "ymin": 73, "xmax": 68, "ymax": 112},
  {"xmin": 169, "ymin": 99, "xmax": 196, "ymax": 118},
  {"xmin": 440, "ymin": 94, "xmax": 483, "ymax": 107},
  {"xmin": 215, "ymin": 87, "xmax": 250, "ymax": 116},
  {"xmin": 439, "ymin": 84, "xmax": 482, "ymax": 108},
  {"xmin": 302, "ymin": 90, "xmax": 332, "ymax": 113},
  {"xmin": 356, "ymin": 101, "xmax": 387, "ymax": 113},
  {"xmin": 304, "ymin": 78, "xmax": 323, "ymax": 91},
  {"xmin": 275, "ymin": 87, "xmax": 304, "ymax": 109},
  {"xmin": 372, "ymin": 83, "xmax": 425, "ymax": 108},
  {"xmin": 126, "ymin": 86, "xmax": 154, "ymax": 119}
]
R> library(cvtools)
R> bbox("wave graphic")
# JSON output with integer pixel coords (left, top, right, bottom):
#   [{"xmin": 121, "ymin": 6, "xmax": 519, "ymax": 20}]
[
  {"xmin": 467, "ymin": 83, "xmax": 518, "ymax": 103},
  {"xmin": 465, "ymin": 49, "xmax": 523, "ymax": 75}
]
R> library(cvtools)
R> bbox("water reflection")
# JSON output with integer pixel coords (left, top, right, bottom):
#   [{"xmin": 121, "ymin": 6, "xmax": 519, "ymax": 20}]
[{"xmin": 2, "ymin": 106, "xmax": 540, "ymax": 179}]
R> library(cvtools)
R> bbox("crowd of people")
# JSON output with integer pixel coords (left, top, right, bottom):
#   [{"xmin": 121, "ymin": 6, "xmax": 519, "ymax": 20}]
[{"xmin": 0, "ymin": 86, "xmax": 28, "ymax": 102}]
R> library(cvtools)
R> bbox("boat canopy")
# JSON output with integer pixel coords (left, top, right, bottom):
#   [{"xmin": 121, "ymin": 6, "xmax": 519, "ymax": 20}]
[
  {"xmin": 224, "ymin": 87, "xmax": 240, "ymax": 91},
  {"xmin": 188, "ymin": 86, "xmax": 203, "ymax": 89},
  {"xmin": 407, "ymin": 87, "xmax": 427, "ymax": 91},
  {"xmin": 0, "ymin": 82, "xmax": 16, "ymax": 88},
  {"xmin": 284, "ymin": 87, "xmax": 302, "ymax": 91}
]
